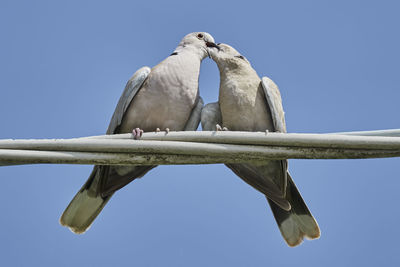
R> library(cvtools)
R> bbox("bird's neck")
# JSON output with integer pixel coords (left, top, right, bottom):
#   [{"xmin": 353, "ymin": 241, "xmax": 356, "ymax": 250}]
[
  {"xmin": 174, "ymin": 44, "xmax": 207, "ymax": 61},
  {"xmin": 218, "ymin": 63, "xmax": 258, "ymax": 83}
]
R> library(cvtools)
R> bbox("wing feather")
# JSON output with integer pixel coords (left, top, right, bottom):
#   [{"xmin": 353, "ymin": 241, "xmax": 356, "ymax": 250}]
[
  {"xmin": 261, "ymin": 77, "xmax": 287, "ymax": 133},
  {"xmin": 106, "ymin": 66, "xmax": 151, "ymax": 134}
]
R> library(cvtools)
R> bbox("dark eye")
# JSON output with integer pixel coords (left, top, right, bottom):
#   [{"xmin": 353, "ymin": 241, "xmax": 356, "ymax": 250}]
[
  {"xmin": 235, "ymin": 55, "xmax": 245, "ymax": 60},
  {"xmin": 197, "ymin": 33, "xmax": 204, "ymax": 39}
]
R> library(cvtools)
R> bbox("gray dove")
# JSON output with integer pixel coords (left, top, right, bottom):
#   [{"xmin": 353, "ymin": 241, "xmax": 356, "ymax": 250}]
[
  {"xmin": 203, "ymin": 43, "xmax": 320, "ymax": 247},
  {"xmin": 60, "ymin": 32, "xmax": 218, "ymax": 234}
]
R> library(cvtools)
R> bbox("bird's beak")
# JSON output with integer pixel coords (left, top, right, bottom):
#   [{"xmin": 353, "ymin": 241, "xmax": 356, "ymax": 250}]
[
  {"xmin": 206, "ymin": 42, "xmax": 221, "ymax": 50},
  {"xmin": 205, "ymin": 42, "xmax": 220, "ymax": 58}
]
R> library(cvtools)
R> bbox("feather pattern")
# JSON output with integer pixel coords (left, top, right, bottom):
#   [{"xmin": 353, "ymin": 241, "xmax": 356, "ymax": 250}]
[
  {"xmin": 60, "ymin": 32, "xmax": 214, "ymax": 233},
  {"xmin": 204, "ymin": 43, "xmax": 320, "ymax": 246}
]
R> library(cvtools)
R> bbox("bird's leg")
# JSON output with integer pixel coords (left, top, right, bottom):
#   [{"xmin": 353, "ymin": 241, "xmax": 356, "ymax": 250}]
[
  {"xmin": 132, "ymin": 127, "xmax": 144, "ymax": 140},
  {"xmin": 216, "ymin": 124, "xmax": 222, "ymax": 131}
]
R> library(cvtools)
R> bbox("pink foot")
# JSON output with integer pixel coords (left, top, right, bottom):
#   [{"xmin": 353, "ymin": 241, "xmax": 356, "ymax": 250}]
[{"xmin": 132, "ymin": 128, "xmax": 144, "ymax": 140}]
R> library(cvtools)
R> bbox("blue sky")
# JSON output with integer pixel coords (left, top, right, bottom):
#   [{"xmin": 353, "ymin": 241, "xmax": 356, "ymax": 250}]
[{"xmin": 1, "ymin": 0, "xmax": 400, "ymax": 266}]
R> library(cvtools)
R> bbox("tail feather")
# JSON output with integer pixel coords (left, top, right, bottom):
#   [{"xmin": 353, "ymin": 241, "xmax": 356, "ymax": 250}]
[
  {"xmin": 268, "ymin": 173, "xmax": 320, "ymax": 247},
  {"xmin": 60, "ymin": 189, "xmax": 111, "ymax": 234},
  {"xmin": 60, "ymin": 166, "xmax": 111, "ymax": 234}
]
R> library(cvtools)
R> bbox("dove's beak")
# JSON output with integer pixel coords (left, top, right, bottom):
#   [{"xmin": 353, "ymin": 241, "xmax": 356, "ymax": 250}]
[{"xmin": 206, "ymin": 42, "xmax": 221, "ymax": 50}]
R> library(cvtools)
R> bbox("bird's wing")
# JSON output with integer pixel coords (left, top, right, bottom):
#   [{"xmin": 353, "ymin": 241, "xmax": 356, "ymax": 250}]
[
  {"xmin": 261, "ymin": 76, "xmax": 287, "ymax": 133},
  {"xmin": 261, "ymin": 77, "xmax": 320, "ymax": 244},
  {"xmin": 96, "ymin": 66, "xmax": 152, "ymax": 196},
  {"xmin": 184, "ymin": 97, "xmax": 204, "ymax": 131},
  {"xmin": 100, "ymin": 68, "xmax": 203, "ymax": 197},
  {"xmin": 258, "ymin": 76, "xmax": 288, "ymax": 206},
  {"xmin": 201, "ymin": 102, "xmax": 222, "ymax": 131},
  {"xmin": 200, "ymin": 101, "xmax": 291, "ymax": 210},
  {"xmin": 106, "ymin": 66, "xmax": 151, "ymax": 134}
]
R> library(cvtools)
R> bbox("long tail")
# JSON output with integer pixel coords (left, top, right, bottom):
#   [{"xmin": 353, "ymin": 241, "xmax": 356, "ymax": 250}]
[
  {"xmin": 60, "ymin": 167, "xmax": 111, "ymax": 234},
  {"xmin": 268, "ymin": 173, "xmax": 320, "ymax": 247}
]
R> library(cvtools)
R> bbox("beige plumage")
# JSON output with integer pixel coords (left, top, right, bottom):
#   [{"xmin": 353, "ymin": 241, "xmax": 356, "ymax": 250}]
[
  {"xmin": 202, "ymin": 43, "xmax": 320, "ymax": 246},
  {"xmin": 60, "ymin": 32, "xmax": 216, "ymax": 234}
]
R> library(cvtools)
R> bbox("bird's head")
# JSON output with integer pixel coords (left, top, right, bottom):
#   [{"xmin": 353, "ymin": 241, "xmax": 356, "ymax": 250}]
[
  {"xmin": 206, "ymin": 43, "xmax": 250, "ymax": 69},
  {"xmin": 176, "ymin": 32, "xmax": 218, "ymax": 59}
]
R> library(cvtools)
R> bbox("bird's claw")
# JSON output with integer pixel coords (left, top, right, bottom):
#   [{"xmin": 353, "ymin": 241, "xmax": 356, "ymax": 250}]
[{"xmin": 132, "ymin": 128, "xmax": 144, "ymax": 140}]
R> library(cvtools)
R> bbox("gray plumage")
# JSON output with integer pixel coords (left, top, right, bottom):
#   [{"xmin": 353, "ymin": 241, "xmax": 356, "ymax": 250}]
[
  {"xmin": 201, "ymin": 102, "xmax": 221, "ymax": 131},
  {"xmin": 60, "ymin": 32, "xmax": 215, "ymax": 234},
  {"xmin": 202, "ymin": 43, "xmax": 320, "ymax": 247}
]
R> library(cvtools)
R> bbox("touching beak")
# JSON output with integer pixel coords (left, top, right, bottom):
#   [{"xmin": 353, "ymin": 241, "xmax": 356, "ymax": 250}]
[
  {"xmin": 205, "ymin": 42, "xmax": 220, "ymax": 58},
  {"xmin": 206, "ymin": 42, "xmax": 221, "ymax": 50}
]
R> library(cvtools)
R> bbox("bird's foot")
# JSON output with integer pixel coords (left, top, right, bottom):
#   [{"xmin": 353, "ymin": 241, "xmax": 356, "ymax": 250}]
[{"xmin": 132, "ymin": 128, "xmax": 144, "ymax": 140}]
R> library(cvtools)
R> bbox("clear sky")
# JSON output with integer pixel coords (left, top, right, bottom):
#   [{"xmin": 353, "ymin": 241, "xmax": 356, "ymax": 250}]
[{"xmin": 1, "ymin": 0, "xmax": 400, "ymax": 266}]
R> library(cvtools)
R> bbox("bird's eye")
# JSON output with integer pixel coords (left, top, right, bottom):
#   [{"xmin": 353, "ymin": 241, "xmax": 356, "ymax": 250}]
[
  {"xmin": 197, "ymin": 33, "xmax": 204, "ymax": 39},
  {"xmin": 235, "ymin": 55, "xmax": 245, "ymax": 60}
]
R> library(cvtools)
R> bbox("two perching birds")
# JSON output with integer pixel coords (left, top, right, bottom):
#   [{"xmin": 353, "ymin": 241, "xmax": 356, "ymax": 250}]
[{"xmin": 60, "ymin": 32, "xmax": 320, "ymax": 247}]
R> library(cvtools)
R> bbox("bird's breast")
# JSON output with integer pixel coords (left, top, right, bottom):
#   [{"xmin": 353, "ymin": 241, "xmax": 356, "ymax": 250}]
[
  {"xmin": 118, "ymin": 56, "xmax": 200, "ymax": 133},
  {"xmin": 219, "ymin": 73, "xmax": 273, "ymax": 132}
]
